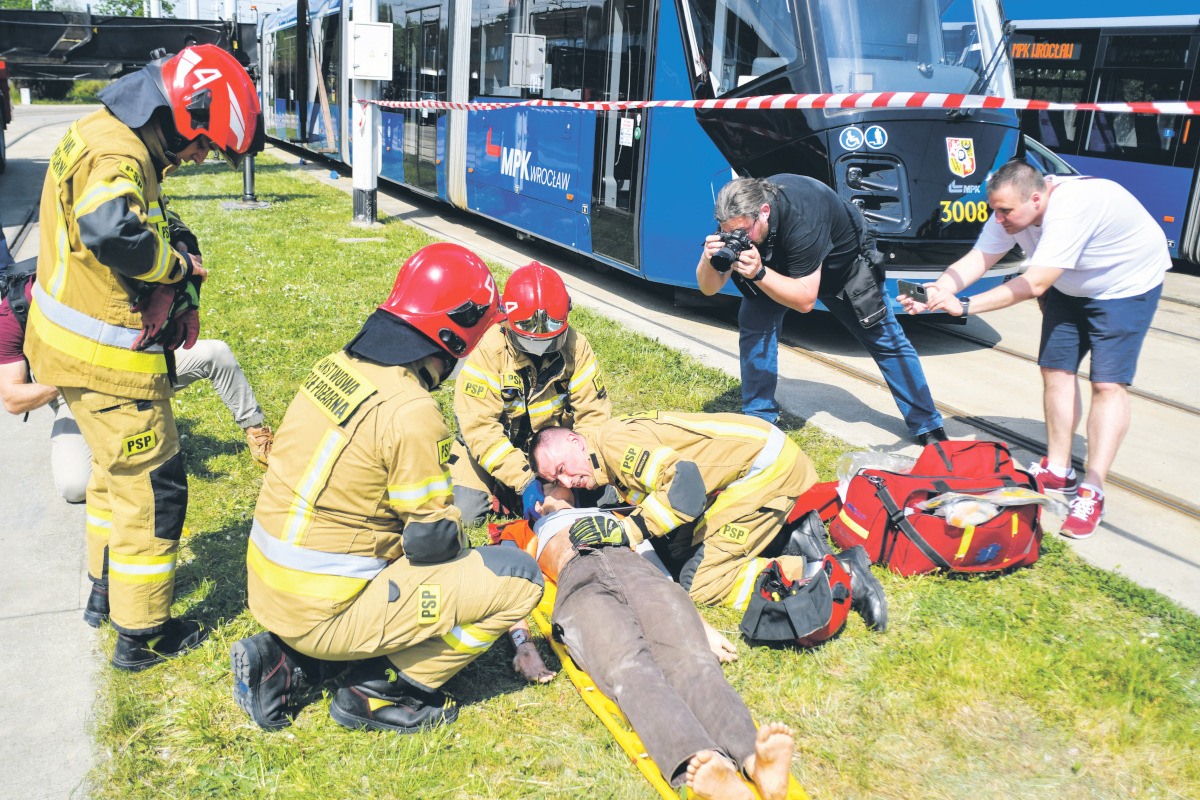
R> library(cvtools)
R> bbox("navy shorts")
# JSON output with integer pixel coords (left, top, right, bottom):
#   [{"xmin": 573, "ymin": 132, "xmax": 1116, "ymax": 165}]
[{"xmin": 1038, "ymin": 283, "xmax": 1162, "ymax": 385}]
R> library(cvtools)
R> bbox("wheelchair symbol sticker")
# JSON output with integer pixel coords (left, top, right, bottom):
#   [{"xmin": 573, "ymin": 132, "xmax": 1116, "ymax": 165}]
[
  {"xmin": 838, "ymin": 127, "xmax": 865, "ymax": 150},
  {"xmin": 865, "ymin": 125, "xmax": 888, "ymax": 149}
]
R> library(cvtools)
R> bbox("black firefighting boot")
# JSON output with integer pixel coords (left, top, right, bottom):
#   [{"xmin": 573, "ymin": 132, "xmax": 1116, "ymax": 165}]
[
  {"xmin": 231, "ymin": 631, "xmax": 328, "ymax": 730},
  {"xmin": 83, "ymin": 583, "xmax": 109, "ymax": 628},
  {"xmin": 834, "ymin": 546, "xmax": 889, "ymax": 633},
  {"xmin": 111, "ymin": 618, "xmax": 209, "ymax": 672},
  {"xmin": 329, "ymin": 658, "xmax": 459, "ymax": 734},
  {"xmin": 781, "ymin": 510, "xmax": 837, "ymax": 562}
]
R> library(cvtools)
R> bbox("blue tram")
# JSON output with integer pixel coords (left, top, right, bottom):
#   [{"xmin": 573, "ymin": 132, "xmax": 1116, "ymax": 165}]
[{"xmin": 260, "ymin": 0, "xmax": 1033, "ymax": 303}]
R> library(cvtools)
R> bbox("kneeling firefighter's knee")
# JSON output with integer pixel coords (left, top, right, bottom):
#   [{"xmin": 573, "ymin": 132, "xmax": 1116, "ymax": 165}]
[{"xmin": 737, "ymin": 556, "xmax": 852, "ymax": 648}]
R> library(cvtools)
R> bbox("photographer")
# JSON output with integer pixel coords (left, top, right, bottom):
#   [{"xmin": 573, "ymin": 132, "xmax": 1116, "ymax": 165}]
[{"xmin": 697, "ymin": 175, "xmax": 946, "ymax": 445}]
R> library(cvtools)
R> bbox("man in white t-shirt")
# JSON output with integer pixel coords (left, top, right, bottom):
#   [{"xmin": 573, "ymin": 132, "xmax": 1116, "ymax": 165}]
[{"xmin": 898, "ymin": 160, "xmax": 1169, "ymax": 539}]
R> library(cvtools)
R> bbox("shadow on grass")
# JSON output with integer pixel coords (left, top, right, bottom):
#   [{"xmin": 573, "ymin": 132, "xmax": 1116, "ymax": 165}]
[
  {"xmin": 176, "ymin": 417, "xmax": 242, "ymax": 480},
  {"xmin": 178, "ymin": 521, "xmax": 252, "ymax": 624}
]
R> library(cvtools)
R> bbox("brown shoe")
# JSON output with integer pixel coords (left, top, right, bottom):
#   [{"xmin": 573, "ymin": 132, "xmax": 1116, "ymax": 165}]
[{"xmin": 245, "ymin": 425, "xmax": 273, "ymax": 468}]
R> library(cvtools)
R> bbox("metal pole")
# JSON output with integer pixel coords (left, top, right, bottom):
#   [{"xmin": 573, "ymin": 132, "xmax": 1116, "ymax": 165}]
[
  {"xmin": 149, "ymin": 0, "xmax": 162, "ymax": 18},
  {"xmin": 351, "ymin": 0, "xmax": 381, "ymax": 225},
  {"xmin": 188, "ymin": 0, "xmax": 199, "ymax": 19},
  {"xmin": 242, "ymin": 156, "xmax": 258, "ymax": 202}
]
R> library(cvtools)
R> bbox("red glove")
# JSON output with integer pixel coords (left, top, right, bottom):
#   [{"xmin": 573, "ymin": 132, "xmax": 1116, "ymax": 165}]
[
  {"xmin": 173, "ymin": 306, "xmax": 199, "ymax": 350},
  {"xmin": 130, "ymin": 285, "xmax": 177, "ymax": 351}
]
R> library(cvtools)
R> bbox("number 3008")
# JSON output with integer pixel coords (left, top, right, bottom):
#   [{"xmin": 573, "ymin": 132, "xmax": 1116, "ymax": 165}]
[{"xmin": 939, "ymin": 200, "xmax": 990, "ymax": 224}]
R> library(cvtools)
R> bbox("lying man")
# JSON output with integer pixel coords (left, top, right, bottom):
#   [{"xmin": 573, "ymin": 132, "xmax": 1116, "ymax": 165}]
[{"xmin": 503, "ymin": 498, "xmax": 796, "ymax": 800}]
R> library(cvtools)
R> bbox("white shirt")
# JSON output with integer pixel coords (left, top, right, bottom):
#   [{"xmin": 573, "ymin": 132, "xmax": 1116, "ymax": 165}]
[{"xmin": 974, "ymin": 176, "xmax": 1171, "ymax": 300}]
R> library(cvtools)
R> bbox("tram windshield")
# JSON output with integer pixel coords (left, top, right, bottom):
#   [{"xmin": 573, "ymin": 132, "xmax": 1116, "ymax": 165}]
[{"xmin": 684, "ymin": 0, "xmax": 1010, "ymax": 97}]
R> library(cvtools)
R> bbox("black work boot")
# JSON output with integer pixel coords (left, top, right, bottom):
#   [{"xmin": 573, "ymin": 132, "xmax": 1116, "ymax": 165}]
[
  {"xmin": 329, "ymin": 660, "xmax": 459, "ymax": 733},
  {"xmin": 83, "ymin": 584, "xmax": 109, "ymax": 628},
  {"xmin": 111, "ymin": 618, "xmax": 209, "ymax": 672},
  {"xmin": 781, "ymin": 510, "xmax": 837, "ymax": 562},
  {"xmin": 835, "ymin": 546, "xmax": 888, "ymax": 632},
  {"xmin": 231, "ymin": 632, "xmax": 325, "ymax": 730}
]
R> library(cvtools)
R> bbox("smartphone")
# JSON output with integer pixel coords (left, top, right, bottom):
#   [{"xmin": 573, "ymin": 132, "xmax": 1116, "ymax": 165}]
[{"xmin": 896, "ymin": 279, "xmax": 928, "ymax": 302}]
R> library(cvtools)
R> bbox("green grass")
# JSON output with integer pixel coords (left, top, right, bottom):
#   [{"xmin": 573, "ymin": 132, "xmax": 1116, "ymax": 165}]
[{"xmin": 92, "ymin": 155, "xmax": 1200, "ymax": 799}]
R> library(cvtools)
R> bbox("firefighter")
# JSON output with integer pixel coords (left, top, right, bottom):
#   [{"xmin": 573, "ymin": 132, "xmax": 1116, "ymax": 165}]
[
  {"xmin": 230, "ymin": 243, "xmax": 545, "ymax": 733},
  {"xmin": 530, "ymin": 413, "xmax": 887, "ymax": 644},
  {"xmin": 23, "ymin": 45, "xmax": 263, "ymax": 670},
  {"xmin": 450, "ymin": 261, "xmax": 611, "ymax": 524}
]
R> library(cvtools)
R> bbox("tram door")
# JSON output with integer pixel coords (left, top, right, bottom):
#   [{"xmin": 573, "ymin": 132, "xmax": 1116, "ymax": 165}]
[
  {"xmin": 397, "ymin": 6, "xmax": 442, "ymax": 194},
  {"xmin": 590, "ymin": 0, "xmax": 651, "ymax": 268}
]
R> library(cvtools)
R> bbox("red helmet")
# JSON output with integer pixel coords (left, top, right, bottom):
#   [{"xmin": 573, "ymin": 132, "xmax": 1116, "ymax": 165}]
[
  {"xmin": 379, "ymin": 243, "xmax": 502, "ymax": 359},
  {"xmin": 502, "ymin": 261, "xmax": 571, "ymax": 356},
  {"xmin": 160, "ymin": 45, "xmax": 263, "ymax": 168},
  {"xmin": 794, "ymin": 555, "xmax": 852, "ymax": 648}
]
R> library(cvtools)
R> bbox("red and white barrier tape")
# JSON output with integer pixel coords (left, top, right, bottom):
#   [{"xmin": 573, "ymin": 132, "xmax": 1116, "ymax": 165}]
[{"xmin": 365, "ymin": 92, "xmax": 1200, "ymax": 115}]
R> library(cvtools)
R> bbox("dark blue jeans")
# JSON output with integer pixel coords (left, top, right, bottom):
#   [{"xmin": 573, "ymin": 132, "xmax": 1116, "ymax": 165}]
[{"xmin": 737, "ymin": 289, "xmax": 942, "ymax": 436}]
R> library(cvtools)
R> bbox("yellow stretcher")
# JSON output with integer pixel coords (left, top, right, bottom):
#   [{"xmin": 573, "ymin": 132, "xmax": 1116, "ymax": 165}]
[{"xmin": 530, "ymin": 581, "xmax": 808, "ymax": 800}]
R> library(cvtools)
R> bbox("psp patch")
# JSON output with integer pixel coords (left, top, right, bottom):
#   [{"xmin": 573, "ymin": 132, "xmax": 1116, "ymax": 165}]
[
  {"xmin": 418, "ymin": 584, "xmax": 441, "ymax": 625},
  {"xmin": 463, "ymin": 380, "xmax": 487, "ymax": 398},
  {"xmin": 437, "ymin": 436, "xmax": 453, "ymax": 466},
  {"xmin": 117, "ymin": 161, "xmax": 144, "ymax": 193},
  {"xmin": 620, "ymin": 445, "xmax": 645, "ymax": 476},
  {"xmin": 719, "ymin": 523, "xmax": 750, "ymax": 545},
  {"xmin": 121, "ymin": 429, "xmax": 157, "ymax": 457}
]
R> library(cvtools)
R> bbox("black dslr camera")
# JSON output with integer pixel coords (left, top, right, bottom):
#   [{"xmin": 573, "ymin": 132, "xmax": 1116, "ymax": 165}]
[{"xmin": 709, "ymin": 229, "xmax": 752, "ymax": 273}]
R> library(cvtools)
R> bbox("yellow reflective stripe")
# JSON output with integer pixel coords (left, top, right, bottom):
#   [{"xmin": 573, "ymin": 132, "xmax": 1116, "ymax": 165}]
[
  {"xmin": 247, "ymin": 539, "xmax": 367, "ymax": 602},
  {"xmin": 955, "ymin": 525, "xmax": 976, "ymax": 561},
  {"xmin": 837, "ymin": 508, "xmax": 871, "ymax": 540},
  {"xmin": 480, "ymin": 440, "xmax": 516, "ymax": 472},
  {"xmin": 109, "ymin": 552, "xmax": 176, "ymax": 584},
  {"xmin": 568, "ymin": 357, "xmax": 597, "ymax": 392},
  {"xmin": 638, "ymin": 446, "xmax": 674, "ymax": 490},
  {"xmin": 660, "ymin": 414, "xmax": 770, "ymax": 442},
  {"xmin": 130, "ymin": 201, "xmax": 172, "ymax": 283},
  {"xmin": 73, "ymin": 176, "xmax": 143, "ymax": 217},
  {"xmin": 388, "ymin": 470, "xmax": 453, "ymax": 511},
  {"xmin": 443, "ymin": 623, "xmax": 498, "ymax": 654},
  {"xmin": 48, "ymin": 205, "xmax": 71, "ymax": 299},
  {"xmin": 86, "ymin": 507, "xmax": 113, "ymax": 536},
  {"xmin": 1011, "ymin": 514, "xmax": 1019, "ymax": 537},
  {"xmin": 28, "ymin": 301, "xmax": 168, "ymax": 374},
  {"xmin": 723, "ymin": 557, "xmax": 768, "ymax": 612},
  {"xmin": 460, "ymin": 362, "xmax": 500, "ymax": 392},
  {"xmin": 640, "ymin": 493, "xmax": 681, "ymax": 533},
  {"xmin": 527, "ymin": 394, "xmax": 565, "ymax": 420},
  {"xmin": 703, "ymin": 436, "xmax": 797, "ymax": 523},
  {"xmin": 282, "ymin": 428, "xmax": 348, "ymax": 544}
]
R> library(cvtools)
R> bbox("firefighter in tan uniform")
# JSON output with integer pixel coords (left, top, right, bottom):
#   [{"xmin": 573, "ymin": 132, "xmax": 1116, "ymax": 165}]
[
  {"xmin": 531, "ymin": 413, "xmax": 887, "ymax": 643},
  {"xmin": 230, "ymin": 243, "xmax": 545, "ymax": 733},
  {"xmin": 23, "ymin": 46, "xmax": 263, "ymax": 670},
  {"xmin": 451, "ymin": 262, "xmax": 611, "ymax": 524}
]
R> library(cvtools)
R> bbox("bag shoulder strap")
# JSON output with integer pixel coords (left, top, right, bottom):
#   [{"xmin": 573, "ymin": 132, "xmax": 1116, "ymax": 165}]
[{"xmin": 872, "ymin": 478, "xmax": 955, "ymax": 572}]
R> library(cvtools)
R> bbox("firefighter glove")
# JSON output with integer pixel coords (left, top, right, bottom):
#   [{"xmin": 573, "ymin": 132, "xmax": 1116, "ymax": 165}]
[
  {"xmin": 521, "ymin": 479, "xmax": 546, "ymax": 522},
  {"xmin": 131, "ymin": 276, "xmax": 202, "ymax": 351},
  {"xmin": 567, "ymin": 514, "xmax": 628, "ymax": 551},
  {"xmin": 167, "ymin": 211, "xmax": 201, "ymax": 257}
]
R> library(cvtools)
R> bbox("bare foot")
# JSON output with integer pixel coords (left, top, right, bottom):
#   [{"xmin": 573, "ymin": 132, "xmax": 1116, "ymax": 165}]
[
  {"xmin": 686, "ymin": 750, "xmax": 753, "ymax": 800},
  {"xmin": 749, "ymin": 723, "xmax": 794, "ymax": 800}
]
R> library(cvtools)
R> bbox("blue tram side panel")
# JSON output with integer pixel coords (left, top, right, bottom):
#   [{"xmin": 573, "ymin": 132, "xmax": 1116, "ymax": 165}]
[{"xmin": 262, "ymin": 0, "xmax": 1037, "ymax": 307}]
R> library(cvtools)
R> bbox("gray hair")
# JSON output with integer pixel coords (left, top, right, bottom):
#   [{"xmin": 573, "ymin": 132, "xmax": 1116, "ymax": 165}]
[
  {"xmin": 987, "ymin": 161, "xmax": 1047, "ymax": 201},
  {"xmin": 714, "ymin": 177, "xmax": 780, "ymax": 223}
]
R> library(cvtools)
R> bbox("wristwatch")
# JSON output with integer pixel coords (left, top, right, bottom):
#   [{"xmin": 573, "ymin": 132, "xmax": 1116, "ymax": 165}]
[
  {"xmin": 749, "ymin": 265, "xmax": 768, "ymax": 282},
  {"xmin": 959, "ymin": 296, "xmax": 971, "ymax": 317},
  {"xmin": 510, "ymin": 628, "xmax": 532, "ymax": 649}
]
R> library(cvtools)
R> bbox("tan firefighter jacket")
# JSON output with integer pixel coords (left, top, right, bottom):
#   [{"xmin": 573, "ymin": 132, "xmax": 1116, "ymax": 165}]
[
  {"xmin": 25, "ymin": 108, "xmax": 191, "ymax": 399},
  {"xmin": 248, "ymin": 351, "xmax": 466, "ymax": 638},
  {"xmin": 582, "ymin": 412, "xmax": 807, "ymax": 544},
  {"xmin": 454, "ymin": 324, "xmax": 609, "ymax": 493}
]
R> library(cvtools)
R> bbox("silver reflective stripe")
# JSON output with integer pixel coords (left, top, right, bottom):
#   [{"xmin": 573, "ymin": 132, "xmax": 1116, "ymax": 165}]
[
  {"xmin": 33, "ymin": 281, "xmax": 163, "ymax": 353},
  {"xmin": 737, "ymin": 425, "xmax": 787, "ymax": 486},
  {"xmin": 251, "ymin": 519, "xmax": 388, "ymax": 579}
]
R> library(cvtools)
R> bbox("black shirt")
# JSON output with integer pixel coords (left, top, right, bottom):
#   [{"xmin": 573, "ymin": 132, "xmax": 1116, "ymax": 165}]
[{"xmin": 758, "ymin": 174, "xmax": 865, "ymax": 297}]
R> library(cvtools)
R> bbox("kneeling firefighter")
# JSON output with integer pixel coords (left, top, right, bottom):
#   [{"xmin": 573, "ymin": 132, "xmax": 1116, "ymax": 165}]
[
  {"xmin": 231, "ymin": 243, "xmax": 545, "ymax": 733},
  {"xmin": 450, "ymin": 261, "xmax": 612, "ymax": 524},
  {"xmin": 529, "ymin": 413, "xmax": 887, "ymax": 646},
  {"xmin": 23, "ymin": 44, "xmax": 263, "ymax": 670}
]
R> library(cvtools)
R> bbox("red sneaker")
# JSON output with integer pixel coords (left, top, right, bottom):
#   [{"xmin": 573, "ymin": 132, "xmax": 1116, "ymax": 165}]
[
  {"xmin": 1061, "ymin": 486, "xmax": 1104, "ymax": 539},
  {"xmin": 1027, "ymin": 458, "xmax": 1079, "ymax": 498}
]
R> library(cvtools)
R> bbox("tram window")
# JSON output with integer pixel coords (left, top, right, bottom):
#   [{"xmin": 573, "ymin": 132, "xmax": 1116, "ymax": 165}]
[
  {"xmin": 684, "ymin": 0, "xmax": 800, "ymax": 96},
  {"xmin": 1014, "ymin": 67, "xmax": 1088, "ymax": 152},
  {"xmin": 1085, "ymin": 72, "xmax": 1188, "ymax": 166},
  {"xmin": 272, "ymin": 29, "xmax": 296, "ymax": 102}
]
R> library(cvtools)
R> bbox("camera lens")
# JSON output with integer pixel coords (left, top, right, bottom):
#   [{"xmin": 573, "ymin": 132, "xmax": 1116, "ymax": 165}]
[{"xmin": 710, "ymin": 247, "xmax": 736, "ymax": 273}]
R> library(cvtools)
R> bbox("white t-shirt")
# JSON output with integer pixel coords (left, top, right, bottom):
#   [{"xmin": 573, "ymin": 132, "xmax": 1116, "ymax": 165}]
[{"xmin": 974, "ymin": 176, "xmax": 1171, "ymax": 299}]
